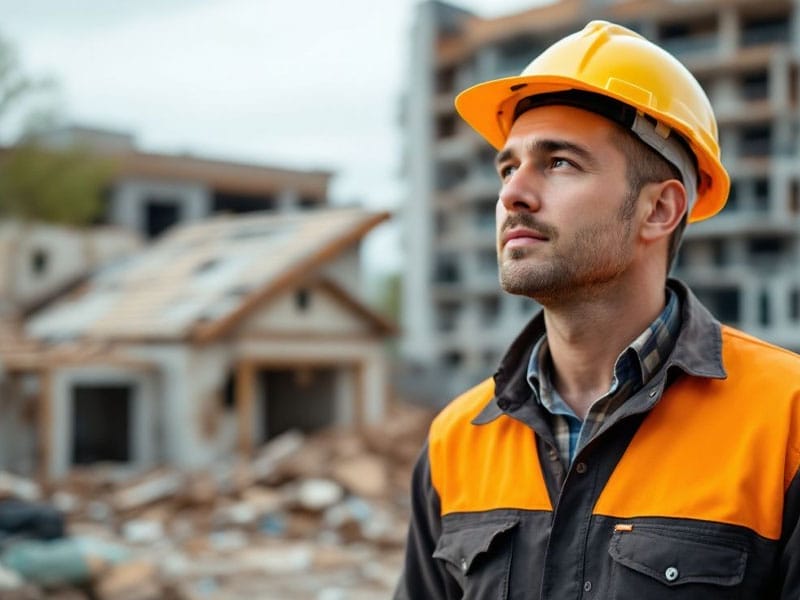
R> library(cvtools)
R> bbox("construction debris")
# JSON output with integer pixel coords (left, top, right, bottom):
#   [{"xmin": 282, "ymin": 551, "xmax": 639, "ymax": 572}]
[{"xmin": 0, "ymin": 403, "xmax": 433, "ymax": 599}]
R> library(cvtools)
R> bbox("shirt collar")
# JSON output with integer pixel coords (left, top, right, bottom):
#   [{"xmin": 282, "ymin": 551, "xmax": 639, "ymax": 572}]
[
  {"xmin": 473, "ymin": 279, "xmax": 726, "ymax": 426},
  {"xmin": 526, "ymin": 288, "xmax": 681, "ymax": 397}
]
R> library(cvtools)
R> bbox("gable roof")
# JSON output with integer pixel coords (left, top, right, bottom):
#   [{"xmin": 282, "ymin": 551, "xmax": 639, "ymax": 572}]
[
  {"xmin": 231, "ymin": 276, "xmax": 397, "ymax": 340},
  {"xmin": 27, "ymin": 208, "xmax": 391, "ymax": 343}
]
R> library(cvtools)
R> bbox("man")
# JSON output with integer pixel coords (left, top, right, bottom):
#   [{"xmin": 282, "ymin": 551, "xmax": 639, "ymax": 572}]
[{"xmin": 395, "ymin": 21, "xmax": 800, "ymax": 599}]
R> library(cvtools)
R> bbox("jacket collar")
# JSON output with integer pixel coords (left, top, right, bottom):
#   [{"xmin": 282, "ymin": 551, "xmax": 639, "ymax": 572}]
[
  {"xmin": 472, "ymin": 279, "xmax": 726, "ymax": 426},
  {"xmin": 666, "ymin": 279, "xmax": 727, "ymax": 379}
]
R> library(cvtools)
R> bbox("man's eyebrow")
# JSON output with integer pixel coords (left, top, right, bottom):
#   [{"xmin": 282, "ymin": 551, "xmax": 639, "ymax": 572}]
[
  {"xmin": 494, "ymin": 147, "xmax": 515, "ymax": 168},
  {"xmin": 494, "ymin": 138, "xmax": 597, "ymax": 169}
]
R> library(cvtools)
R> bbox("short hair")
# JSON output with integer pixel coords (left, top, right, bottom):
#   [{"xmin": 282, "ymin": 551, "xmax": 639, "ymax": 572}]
[{"xmin": 610, "ymin": 125, "xmax": 689, "ymax": 271}]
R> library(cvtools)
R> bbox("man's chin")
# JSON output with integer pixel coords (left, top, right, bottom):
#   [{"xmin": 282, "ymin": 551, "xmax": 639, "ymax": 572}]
[
  {"xmin": 506, "ymin": 246, "xmax": 537, "ymax": 261},
  {"xmin": 500, "ymin": 270, "xmax": 551, "ymax": 297}
]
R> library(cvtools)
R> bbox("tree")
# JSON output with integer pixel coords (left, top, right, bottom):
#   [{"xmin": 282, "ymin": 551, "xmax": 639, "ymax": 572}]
[
  {"xmin": 0, "ymin": 33, "xmax": 111, "ymax": 226},
  {"xmin": 0, "ymin": 142, "xmax": 112, "ymax": 225}
]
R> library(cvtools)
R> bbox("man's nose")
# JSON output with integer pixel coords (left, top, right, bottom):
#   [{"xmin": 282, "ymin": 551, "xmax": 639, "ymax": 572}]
[{"xmin": 498, "ymin": 167, "xmax": 542, "ymax": 212}]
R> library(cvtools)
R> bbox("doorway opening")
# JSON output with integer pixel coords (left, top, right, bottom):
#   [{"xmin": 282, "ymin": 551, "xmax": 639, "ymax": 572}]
[
  {"xmin": 71, "ymin": 384, "xmax": 132, "ymax": 465},
  {"xmin": 258, "ymin": 367, "xmax": 337, "ymax": 441}
]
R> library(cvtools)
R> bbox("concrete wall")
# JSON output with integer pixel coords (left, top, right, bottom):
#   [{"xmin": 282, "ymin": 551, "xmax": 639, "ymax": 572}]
[
  {"xmin": 241, "ymin": 284, "xmax": 373, "ymax": 336},
  {"xmin": 0, "ymin": 374, "xmax": 39, "ymax": 475},
  {"xmin": 123, "ymin": 344, "xmax": 199, "ymax": 469},
  {"xmin": 400, "ymin": 0, "xmax": 439, "ymax": 364},
  {"xmin": 184, "ymin": 344, "xmax": 239, "ymax": 465},
  {"xmin": 0, "ymin": 223, "xmax": 140, "ymax": 313}
]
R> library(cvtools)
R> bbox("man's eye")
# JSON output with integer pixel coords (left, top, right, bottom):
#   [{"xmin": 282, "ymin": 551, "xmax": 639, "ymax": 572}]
[
  {"xmin": 550, "ymin": 157, "xmax": 573, "ymax": 169},
  {"xmin": 499, "ymin": 165, "xmax": 517, "ymax": 179}
]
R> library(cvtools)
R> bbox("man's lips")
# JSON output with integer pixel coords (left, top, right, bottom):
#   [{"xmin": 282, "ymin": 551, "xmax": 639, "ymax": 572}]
[{"xmin": 501, "ymin": 228, "xmax": 548, "ymax": 249}]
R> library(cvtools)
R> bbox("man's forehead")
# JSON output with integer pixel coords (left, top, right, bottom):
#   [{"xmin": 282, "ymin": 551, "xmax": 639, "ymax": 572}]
[
  {"xmin": 508, "ymin": 104, "xmax": 617, "ymax": 135},
  {"xmin": 503, "ymin": 104, "xmax": 617, "ymax": 153}
]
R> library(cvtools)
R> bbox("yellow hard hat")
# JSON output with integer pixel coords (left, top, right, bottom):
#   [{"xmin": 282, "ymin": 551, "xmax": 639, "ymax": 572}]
[{"xmin": 455, "ymin": 20, "xmax": 729, "ymax": 222}]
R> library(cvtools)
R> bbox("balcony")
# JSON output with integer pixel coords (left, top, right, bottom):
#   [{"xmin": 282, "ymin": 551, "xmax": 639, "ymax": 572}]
[
  {"xmin": 660, "ymin": 33, "xmax": 719, "ymax": 58},
  {"xmin": 715, "ymin": 100, "xmax": 775, "ymax": 126},
  {"xmin": 741, "ymin": 19, "xmax": 791, "ymax": 48},
  {"xmin": 685, "ymin": 212, "xmax": 798, "ymax": 239}
]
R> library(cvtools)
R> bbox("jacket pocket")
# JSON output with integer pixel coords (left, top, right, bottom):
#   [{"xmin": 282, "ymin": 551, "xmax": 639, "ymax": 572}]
[
  {"xmin": 608, "ymin": 525, "xmax": 747, "ymax": 600},
  {"xmin": 433, "ymin": 517, "xmax": 519, "ymax": 600}
]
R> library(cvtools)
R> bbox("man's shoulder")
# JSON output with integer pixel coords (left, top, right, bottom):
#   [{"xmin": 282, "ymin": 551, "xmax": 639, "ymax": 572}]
[
  {"xmin": 721, "ymin": 324, "xmax": 800, "ymax": 374},
  {"xmin": 430, "ymin": 377, "xmax": 496, "ymax": 440}
]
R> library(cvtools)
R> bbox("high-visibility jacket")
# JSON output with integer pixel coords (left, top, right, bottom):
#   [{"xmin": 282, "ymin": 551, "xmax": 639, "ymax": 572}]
[{"xmin": 395, "ymin": 281, "xmax": 800, "ymax": 599}]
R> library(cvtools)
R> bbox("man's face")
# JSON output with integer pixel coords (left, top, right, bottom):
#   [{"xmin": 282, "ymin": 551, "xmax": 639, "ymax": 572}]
[{"xmin": 494, "ymin": 105, "xmax": 639, "ymax": 304}]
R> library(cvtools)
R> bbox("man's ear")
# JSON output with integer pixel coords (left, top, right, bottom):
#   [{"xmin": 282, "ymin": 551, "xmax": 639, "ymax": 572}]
[{"xmin": 638, "ymin": 179, "xmax": 688, "ymax": 243}]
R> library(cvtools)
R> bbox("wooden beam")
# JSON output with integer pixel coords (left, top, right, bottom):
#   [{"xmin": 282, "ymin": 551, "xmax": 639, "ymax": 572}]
[
  {"xmin": 37, "ymin": 369, "xmax": 53, "ymax": 482},
  {"xmin": 354, "ymin": 362, "xmax": 366, "ymax": 430},
  {"xmin": 235, "ymin": 361, "xmax": 256, "ymax": 457}
]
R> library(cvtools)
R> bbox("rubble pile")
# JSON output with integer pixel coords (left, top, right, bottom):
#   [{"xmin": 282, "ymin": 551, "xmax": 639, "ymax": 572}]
[{"xmin": 0, "ymin": 404, "xmax": 433, "ymax": 600}]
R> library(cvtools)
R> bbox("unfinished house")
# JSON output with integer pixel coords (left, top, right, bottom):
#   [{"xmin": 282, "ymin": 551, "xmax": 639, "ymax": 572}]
[
  {"xmin": 8, "ymin": 125, "xmax": 333, "ymax": 240},
  {"xmin": 0, "ymin": 208, "xmax": 394, "ymax": 478}
]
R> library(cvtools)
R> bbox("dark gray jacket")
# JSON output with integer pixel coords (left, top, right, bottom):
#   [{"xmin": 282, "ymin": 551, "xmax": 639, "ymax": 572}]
[{"xmin": 395, "ymin": 282, "xmax": 800, "ymax": 599}]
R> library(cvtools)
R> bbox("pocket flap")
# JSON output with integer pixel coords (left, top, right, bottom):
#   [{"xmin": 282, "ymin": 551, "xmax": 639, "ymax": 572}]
[
  {"xmin": 433, "ymin": 518, "xmax": 519, "ymax": 575},
  {"xmin": 608, "ymin": 527, "xmax": 747, "ymax": 587}
]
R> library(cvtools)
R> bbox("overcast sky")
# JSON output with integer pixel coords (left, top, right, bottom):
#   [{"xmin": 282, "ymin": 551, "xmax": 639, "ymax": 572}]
[{"xmin": 0, "ymin": 0, "xmax": 545, "ymax": 273}]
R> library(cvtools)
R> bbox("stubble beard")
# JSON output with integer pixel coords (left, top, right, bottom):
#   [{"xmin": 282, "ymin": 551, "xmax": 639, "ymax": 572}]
[{"xmin": 498, "ymin": 211, "xmax": 635, "ymax": 304}]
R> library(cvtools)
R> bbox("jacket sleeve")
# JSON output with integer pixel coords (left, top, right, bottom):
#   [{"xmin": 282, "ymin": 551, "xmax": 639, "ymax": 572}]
[
  {"xmin": 393, "ymin": 440, "xmax": 461, "ymax": 599},
  {"xmin": 779, "ymin": 463, "xmax": 800, "ymax": 598}
]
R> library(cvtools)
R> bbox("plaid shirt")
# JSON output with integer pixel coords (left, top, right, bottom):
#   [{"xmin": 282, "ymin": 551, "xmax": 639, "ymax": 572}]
[{"xmin": 527, "ymin": 289, "xmax": 681, "ymax": 467}]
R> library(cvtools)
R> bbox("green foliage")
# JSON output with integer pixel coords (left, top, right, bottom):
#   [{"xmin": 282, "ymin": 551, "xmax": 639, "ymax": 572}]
[
  {"xmin": 0, "ymin": 32, "xmax": 110, "ymax": 226},
  {"xmin": 0, "ymin": 143, "xmax": 112, "ymax": 225},
  {"xmin": 375, "ymin": 271, "xmax": 402, "ymax": 322}
]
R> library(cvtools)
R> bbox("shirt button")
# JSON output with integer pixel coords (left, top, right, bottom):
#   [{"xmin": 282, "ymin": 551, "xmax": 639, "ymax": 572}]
[
  {"xmin": 575, "ymin": 462, "xmax": 587, "ymax": 474},
  {"xmin": 548, "ymin": 448, "xmax": 559, "ymax": 462},
  {"xmin": 460, "ymin": 557, "xmax": 468, "ymax": 573},
  {"xmin": 583, "ymin": 580, "xmax": 592, "ymax": 592},
  {"xmin": 665, "ymin": 566, "xmax": 679, "ymax": 582}
]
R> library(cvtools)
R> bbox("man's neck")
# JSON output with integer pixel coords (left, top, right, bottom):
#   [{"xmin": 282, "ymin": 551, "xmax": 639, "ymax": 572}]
[{"xmin": 541, "ymin": 280, "xmax": 667, "ymax": 419}]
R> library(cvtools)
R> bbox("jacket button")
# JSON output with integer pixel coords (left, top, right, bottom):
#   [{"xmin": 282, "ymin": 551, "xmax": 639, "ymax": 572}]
[
  {"xmin": 665, "ymin": 566, "xmax": 679, "ymax": 582},
  {"xmin": 583, "ymin": 580, "xmax": 592, "ymax": 592},
  {"xmin": 460, "ymin": 557, "xmax": 468, "ymax": 573},
  {"xmin": 575, "ymin": 462, "xmax": 587, "ymax": 474}
]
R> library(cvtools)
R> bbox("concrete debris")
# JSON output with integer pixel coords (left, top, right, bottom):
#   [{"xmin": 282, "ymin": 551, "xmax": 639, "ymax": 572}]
[
  {"xmin": 94, "ymin": 560, "xmax": 161, "ymax": 600},
  {"xmin": 248, "ymin": 429, "xmax": 306, "ymax": 482},
  {"xmin": 0, "ymin": 563, "xmax": 24, "ymax": 588},
  {"xmin": 331, "ymin": 454, "xmax": 389, "ymax": 498},
  {"xmin": 296, "ymin": 478, "xmax": 345, "ymax": 511},
  {"xmin": 111, "ymin": 469, "xmax": 185, "ymax": 512},
  {"xmin": 0, "ymin": 403, "xmax": 433, "ymax": 599},
  {"xmin": 0, "ymin": 472, "xmax": 41, "ymax": 503},
  {"xmin": 121, "ymin": 519, "xmax": 165, "ymax": 545}
]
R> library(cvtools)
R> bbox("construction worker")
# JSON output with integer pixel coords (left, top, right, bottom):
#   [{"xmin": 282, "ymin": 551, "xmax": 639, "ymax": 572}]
[{"xmin": 395, "ymin": 21, "xmax": 800, "ymax": 599}]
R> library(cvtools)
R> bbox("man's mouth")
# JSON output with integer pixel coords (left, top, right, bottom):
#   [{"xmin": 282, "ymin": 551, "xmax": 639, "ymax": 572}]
[{"xmin": 502, "ymin": 228, "xmax": 548, "ymax": 249}]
